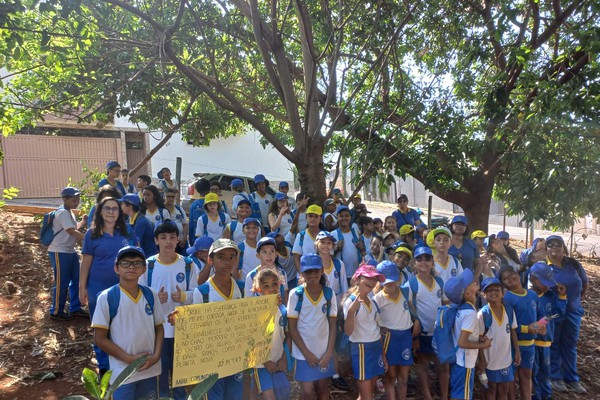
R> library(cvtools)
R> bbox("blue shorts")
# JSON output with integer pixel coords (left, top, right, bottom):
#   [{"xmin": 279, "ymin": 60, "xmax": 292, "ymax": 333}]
[
  {"xmin": 450, "ymin": 363, "xmax": 474, "ymax": 400},
  {"xmin": 206, "ymin": 372, "xmax": 244, "ymax": 400},
  {"xmin": 382, "ymin": 329, "xmax": 413, "ymax": 366},
  {"xmin": 417, "ymin": 335, "xmax": 434, "ymax": 355},
  {"xmin": 350, "ymin": 341, "xmax": 385, "ymax": 381},
  {"xmin": 294, "ymin": 358, "xmax": 335, "ymax": 382},
  {"xmin": 113, "ymin": 376, "xmax": 159, "ymax": 400},
  {"xmin": 486, "ymin": 367, "xmax": 514, "ymax": 383},
  {"xmin": 518, "ymin": 345, "xmax": 535, "ymax": 370}
]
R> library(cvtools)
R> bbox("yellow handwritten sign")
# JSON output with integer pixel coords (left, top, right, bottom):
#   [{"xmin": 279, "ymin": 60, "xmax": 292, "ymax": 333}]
[{"xmin": 172, "ymin": 294, "xmax": 279, "ymax": 387}]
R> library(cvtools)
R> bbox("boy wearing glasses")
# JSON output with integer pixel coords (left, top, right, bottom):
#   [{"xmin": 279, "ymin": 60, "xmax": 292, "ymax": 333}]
[
  {"xmin": 92, "ymin": 246, "xmax": 164, "ymax": 400},
  {"xmin": 139, "ymin": 221, "xmax": 199, "ymax": 399}
]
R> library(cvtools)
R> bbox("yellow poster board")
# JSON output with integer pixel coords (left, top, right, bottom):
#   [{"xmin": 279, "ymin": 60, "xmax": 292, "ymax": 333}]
[{"xmin": 172, "ymin": 294, "xmax": 279, "ymax": 387}]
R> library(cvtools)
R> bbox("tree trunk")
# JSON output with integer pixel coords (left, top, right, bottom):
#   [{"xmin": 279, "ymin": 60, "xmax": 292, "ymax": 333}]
[
  {"xmin": 441, "ymin": 177, "xmax": 495, "ymax": 232},
  {"xmin": 295, "ymin": 139, "xmax": 327, "ymax": 206}
]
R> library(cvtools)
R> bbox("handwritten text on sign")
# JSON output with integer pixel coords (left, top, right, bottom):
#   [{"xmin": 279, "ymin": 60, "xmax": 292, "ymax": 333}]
[{"xmin": 172, "ymin": 294, "xmax": 279, "ymax": 387}]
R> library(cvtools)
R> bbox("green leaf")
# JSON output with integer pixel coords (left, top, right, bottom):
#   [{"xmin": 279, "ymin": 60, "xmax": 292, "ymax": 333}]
[
  {"xmin": 187, "ymin": 374, "xmax": 219, "ymax": 400},
  {"xmin": 105, "ymin": 355, "xmax": 147, "ymax": 398},
  {"xmin": 99, "ymin": 370, "xmax": 112, "ymax": 398},
  {"xmin": 81, "ymin": 368, "xmax": 102, "ymax": 399}
]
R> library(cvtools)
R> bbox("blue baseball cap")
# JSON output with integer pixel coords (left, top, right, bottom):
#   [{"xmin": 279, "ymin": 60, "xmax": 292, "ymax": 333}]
[
  {"xmin": 529, "ymin": 262, "xmax": 557, "ymax": 287},
  {"xmin": 187, "ymin": 236, "xmax": 214, "ymax": 255},
  {"xmin": 451, "ymin": 215, "xmax": 468, "ymax": 225},
  {"xmin": 61, "ymin": 187, "xmax": 80, "ymax": 197},
  {"xmin": 274, "ymin": 192, "xmax": 287, "ymax": 201},
  {"xmin": 267, "ymin": 232, "xmax": 279, "ymax": 239},
  {"xmin": 315, "ymin": 231, "xmax": 336, "ymax": 242},
  {"xmin": 237, "ymin": 199, "xmax": 251, "ymax": 207},
  {"xmin": 444, "ymin": 268, "xmax": 475, "ymax": 304},
  {"xmin": 413, "ymin": 246, "xmax": 433, "ymax": 258},
  {"xmin": 242, "ymin": 217, "xmax": 261, "ymax": 227},
  {"xmin": 106, "ymin": 161, "xmax": 120, "ymax": 170},
  {"xmin": 119, "ymin": 193, "xmax": 140, "ymax": 207},
  {"xmin": 333, "ymin": 188, "xmax": 342, "ymax": 195},
  {"xmin": 376, "ymin": 261, "xmax": 400, "ymax": 284},
  {"xmin": 300, "ymin": 253, "xmax": 323, "ymax": 273},
  {"xmin": 279, "ymin": 181, "xmax": 289, "ymax": 188},
  {"xmin": 365, "ymin": 259, "xmax": 378, "ymax": 267},
  {"xmin": 157, "ymin": 167, "xmax": 170, "ymax": 180},
  {"xmin": 481, "ymin": 277, "xmax": 502, "ymax": 292},
  {"xmin": 231, "ymin": 179, "xmax": 243, "ymax": 188},
  {"xmin": 254, "ymin": 174, "xmax": 266, "ymax": 184},
  {"xmin": 336, "ymin": 205, "xmax": 350, "ymax": 215},
  {"xmin": 545, "ymin": 235, "xmax": 564, "ymax": 246},
  {"xmin": 416, "ymin": 223, "xmax": 428, "ymax": 230},
  {"xmin": 497, "ymin": 231, "xmax": 510, "ymax": 239},
  {"xmin": 115, "ymin": 246, "xmax": 146, "ymax": 264},
  {"xmin": 257, "ymin": 237, "xmax": 276, "ymax": 252}
]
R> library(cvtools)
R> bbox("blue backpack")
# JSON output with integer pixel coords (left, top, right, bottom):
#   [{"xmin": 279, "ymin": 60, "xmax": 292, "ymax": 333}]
[
  {"xmin": 196, "ymin": 279, "xmax": 245, "ymax": 303},
  {"xmin": 107, "ymin": 284, "xmax": 155, "ymax": 335},
  {"xmin": 294, "ymin": 285, "xmax": 334, "ymax": 316},
  {"xmin": 431, "ymin": 302, "xmax": 473, "ymax": 364},
  {"xmin": 39, "ymin": 208, "xmax": 64, "ymax": 245},
  {"xmin": 147, "ymin": 256, "xmax": 194, "ymax": 290},
  {"xmin": 242, "ymin": 193, "xmax": 262, "ymax": 220},
  {"xmin": 481, "ymin": 303, "xmax": 514, "ymax": 335}
]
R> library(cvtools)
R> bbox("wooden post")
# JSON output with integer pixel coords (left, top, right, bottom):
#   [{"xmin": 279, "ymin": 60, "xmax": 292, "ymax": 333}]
[{"xmin": 428, "ymin": 195, "xmax": 433, "ymax": 227}]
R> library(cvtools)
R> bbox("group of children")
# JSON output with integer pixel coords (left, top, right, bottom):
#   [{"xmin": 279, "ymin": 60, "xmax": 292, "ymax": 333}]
[{"xmin": 91, "ymin": 210, "xmax": 572, "ymax": 400}]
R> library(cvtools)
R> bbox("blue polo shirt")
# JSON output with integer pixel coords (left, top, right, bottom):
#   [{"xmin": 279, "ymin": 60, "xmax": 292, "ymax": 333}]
[
  {"xmin": 449, "ymin": 239, "xmax": 479, "ymax": 270},
  {"xmin": 392, "ymin": 208, "xmax": 421, "ymax": 227},
  {"xmin": 549, "ymin": 257, "xmax": 588, "ymax": 313},
  {"xmin": 82, "ymin": 227, "xmax": 137, "ymax": 286},
  {"xmin": 129, "ymin": 213, "xmax": 158, "ymax": 257},
  {"xmin": 98, "ymin": 178, "xmax": 126, "ymax": 198}
]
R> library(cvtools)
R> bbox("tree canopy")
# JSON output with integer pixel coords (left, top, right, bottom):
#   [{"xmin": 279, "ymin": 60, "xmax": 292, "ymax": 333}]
[{"xmin": 1, "ymin": 0, "xmax": 599, "ymax": 230}]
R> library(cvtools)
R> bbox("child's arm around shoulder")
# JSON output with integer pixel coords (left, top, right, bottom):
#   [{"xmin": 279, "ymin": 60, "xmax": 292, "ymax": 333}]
[{"xmin": 457, "ymin": 309, "xmax": 492, "ymax": 350}]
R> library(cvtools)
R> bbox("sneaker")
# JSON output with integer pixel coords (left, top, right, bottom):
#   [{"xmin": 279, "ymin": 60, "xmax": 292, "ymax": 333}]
[
  {"xmin": 551, "ymin": 379, "xmax": 568, "ymax": 392},
  {"xmin": 70, "ymin": 309, "xmax": 90, "ymax": 318},
  {"xmin": 331, "ymin": 376, "xmax": 350, "ymax": 391},
  {"xmin": 566, "ymin": 381, "xmax": 586, "ymax": 394},
  {"xmin": 49, "ymin": 313, "xmax": 73, "ymax": 321}
]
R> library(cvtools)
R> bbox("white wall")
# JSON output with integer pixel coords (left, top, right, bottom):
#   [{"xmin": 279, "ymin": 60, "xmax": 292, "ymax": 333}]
[{"xmin": 148, "ymin": 131, "xmax": 295, "ymax": 183}]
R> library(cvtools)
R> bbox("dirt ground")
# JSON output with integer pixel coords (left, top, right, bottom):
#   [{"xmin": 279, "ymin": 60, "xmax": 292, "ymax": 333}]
[{"xmin": 0, "ymin": 210, "xmax": 599, "ymax": 399}]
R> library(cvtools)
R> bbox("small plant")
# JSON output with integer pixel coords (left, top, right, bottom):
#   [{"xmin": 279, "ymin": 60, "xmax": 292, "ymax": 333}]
[
  {"xmin": 67, "ymin": 162, "xmax": 104, "ymax": 216},
  {"xmin": 0, "ymin": 187, "xmax": 19, "ymax": 208},
  {"xmin": 63, "ymin": 355, "xmax": 218, "ymax": 400}
]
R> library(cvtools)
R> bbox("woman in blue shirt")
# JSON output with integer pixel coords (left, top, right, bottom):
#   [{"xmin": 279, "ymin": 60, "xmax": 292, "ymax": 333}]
[
  {"xmin": 448, "ymin": 215, "xmax": 482, "ymax": 278},
  {"xmin": 545, "ymin": 235, "xmax": 588, "ymax": 394},
  {"xmin": 79, "ymin": 197, "xmax": 137, "ymax": 376}
]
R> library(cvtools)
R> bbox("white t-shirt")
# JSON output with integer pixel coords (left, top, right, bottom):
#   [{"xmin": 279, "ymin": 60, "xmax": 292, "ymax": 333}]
[
  {"xmin": 227, "ymin": 221, "xmax": 246, "ymax": 244},
  {"xmin": 287, "ymin": 286, "xmax": 337, "ymax": 360},
  {"xmin": 452, "ymin": 303, "xmax": 479, "ymax": 368},
  {"xmin": 434, "ymin": 255, "xmax": 464, "ymax": 284},
  {"xmin": 406, "ymin": 276, "xmax": 443, "ymax": 336},
  {"xmin": 167, "ymin": 205, "xmax": 188, "ymax": 242},
  {"xmin": 373, "ymin": 290, "xmax": 413, "ymax": 331},
  {"xmin": 322, "ymin": 258, "xmax": 348, "ymax": 301},
  {"xmin": 477, "ymin": 306, "xmax": 517, "ymax": 370},
  {"xmin": 295, "ymin": 211, "xmax": 307, "ymax": 232},
  {"xmin": 91, "ymin": 286, "xmax": 164, "ymax": 384},
  {"xmin": 232, "ymin": 192, "xmax": 250, "ymax": 214},
  {"xmin": 335, "ymin": 228, "xmax": 362, "ymax": 277},
  {"xmin": 239, "ymin": 241, "xmax": 260, "ymax": 280},
  {"xmin": 251, "ymin": 192, "xmax": 273, "ymax": 227},
  {"xmin": 273, "ymin": 212, "xmax": 294, "ymax": 237},
  {"xmin": 343, "ymin": 296, "xmax": 381, "ymax": 343},
  {"xmin": 276, "ymin": 244, "xmax": 296, "ymax": 283},
  {"xmin": 48, "ymin": 208, "xmax": 77, "ymax": 253},
  {"xmin": 192, "ymin": 276, "xmax": 242, "ymax": 303},
  {"xmin": 138, "ymin": 255, "xmax": 198, "ymax": 338},
  {"xmin": 292, "ymin": 230, "xmax": 318, "ymax": 256},
  {"xmin": 323, "ymin": 212, "xmax": 337, "ymax": 227},
  {"xmin": 244, "ymin": 266, "xmax": 288, "ymax": 298},
  {"xmin": 256, "ymin": 305, "xmax": 287, "ymax": 367},
  {"xmin": 195, "ymin": 212, "xmax": 231, "ymax": 241},
  {"xmin": 145, "ymin": 208, "xmax": 171, "ymax": 228}
]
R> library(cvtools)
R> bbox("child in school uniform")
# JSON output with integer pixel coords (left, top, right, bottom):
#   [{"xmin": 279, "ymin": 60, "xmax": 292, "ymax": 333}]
[
  {"xmin": 287, "ymin": 254, "xmax": 337, "ymax": 400},
  {"xmin": 374, "ymin": 260, "xmax": 416, "ymax": 400},
  {"xmin": 251, "ymin": 269, "xmax": 289, "ymax": 400},
  {"xmin": 392, "ymin": 246, "xmax": 413, "ymax": 284},
  {"xmin": 268, "ymin": 232, "xmax": 297, "ymax": 289},
  {"xmin": 238, "ymin": 218, "xmax": 262, "ymax": 280},
  {"xmin": 334, "ymin": 205, "xmax": 366, "ymax": 284},
  {"xmin": 245, "ymin": 237, "xmax": 289, "ymax": 301},
  {"xmin": 292, "ymin": 205, "xmax": 323, "ymax": 274},
  {"xmin": 500, "ymin": 267, "xmax": 543, "ymax": 400},
  {"xmin": 314, "ymin": 230, "xmax": 350, "ymax": 391},
  {"xmin": 528, "ymin": 262, "xmax": 567, "ymax": 400},
  {"xmin": 186, "ymin": 236, "xmax": 214, "ymax": 285},
  {"xmin": 195, "ymin": 193, "xmax": 231, "ymax": 240},
  {"xmin": 343, "ymin": 264, "xmax": 387, "ymax": 400},
  {"xmin": 405, "ymin": 246, "xmax": 449, "ymax": 400},
  {"xmin": 138, "ymin": 221, "xmax": 198, "ymax": 400},
  {"xmin": 222, "ymin": 199, "xmax": 253, "ymax": 244},
  {"xmin": 477, "ymin": 277, "xmax": 521, "ymax": 400},
  {"xmin": 92, "ymin": 246, "xmax": 164, "ymax": 400},
  {"xmin": 444, "ymin": 268, "xmax": 492, "ymax": 400},
  {"xmin": 427, "ymin": 227, "xmax": 464, "ymax": 285}
]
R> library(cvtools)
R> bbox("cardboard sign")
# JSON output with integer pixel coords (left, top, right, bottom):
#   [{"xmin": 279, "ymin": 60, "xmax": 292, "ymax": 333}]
[{"xmin": 172, "ymin": 294, "xmax": 279, "ymax": 387}]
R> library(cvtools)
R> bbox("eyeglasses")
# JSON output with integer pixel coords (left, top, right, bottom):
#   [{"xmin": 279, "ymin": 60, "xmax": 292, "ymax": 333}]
[
  {"xmin": 415, "ymin": 255, "xmax": 433, "ymax": 261},
  {"xmin": 102, "ymin": 206, "xmax": 120, "ymax": 213},
  {"xmin": 165, "ymin": 195, "xmax": 177, "ymax": 199},
  {"xmin": 546, "ymin": 242, "xmax": 562, "ymax": 249},
  {"xmin": 118, "ymin": 261, "xmax": 145, "ymax": 269},
  {"xmin": 398, "ymin": 199, "xmax": 408, "ymax": 203}
]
